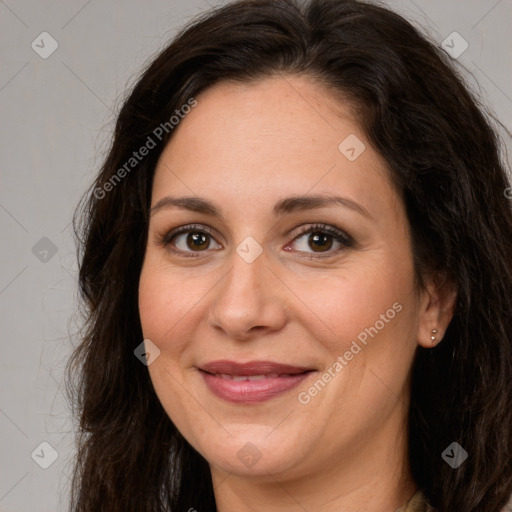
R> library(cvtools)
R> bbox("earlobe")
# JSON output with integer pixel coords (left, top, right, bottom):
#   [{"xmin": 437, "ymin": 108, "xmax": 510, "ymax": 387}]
[{"xmin": 417, "ymin": 274, "xmax": 457, "ymax": 348}]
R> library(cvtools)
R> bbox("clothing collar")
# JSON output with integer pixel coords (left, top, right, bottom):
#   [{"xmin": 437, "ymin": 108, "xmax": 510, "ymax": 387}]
[{"xmin": 396, "ymin": 490, "xmax": 434, "ymax": 512}]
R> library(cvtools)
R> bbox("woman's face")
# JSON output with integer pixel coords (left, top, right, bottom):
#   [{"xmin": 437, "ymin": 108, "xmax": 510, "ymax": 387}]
[{"xmin": 139, "ymin": 76, "xmax": 433, "ymax": 483}]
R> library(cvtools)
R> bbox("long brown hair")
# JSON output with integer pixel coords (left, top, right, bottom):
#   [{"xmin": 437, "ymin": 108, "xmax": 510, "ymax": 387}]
[{"xmin": 66, "ymin": 1, "xmax": 512, "ymax": 510}]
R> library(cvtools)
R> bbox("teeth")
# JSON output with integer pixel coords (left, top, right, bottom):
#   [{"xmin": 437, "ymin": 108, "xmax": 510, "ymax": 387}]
[
  {"xmin": 215, "ymin": 373, "xmax": 294, "ymax": 380},
  {"xmin": 248, "ymin": 374, "xmax": 267, "ymax": 381}
]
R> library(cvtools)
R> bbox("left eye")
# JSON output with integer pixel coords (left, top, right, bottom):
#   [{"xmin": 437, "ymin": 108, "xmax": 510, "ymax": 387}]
[{"xmin": 286, "ymin": 226, "xmax": 351, "ymax": 255}]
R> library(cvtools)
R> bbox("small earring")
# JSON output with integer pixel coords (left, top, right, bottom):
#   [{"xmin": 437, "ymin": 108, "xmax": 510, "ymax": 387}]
[{"xmin": 430, "ymin": 329, "xmax": 438, "ymax": 345}]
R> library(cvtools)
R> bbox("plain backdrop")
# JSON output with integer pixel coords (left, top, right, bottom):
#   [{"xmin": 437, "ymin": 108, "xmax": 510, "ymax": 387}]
[{"xmin": 1, "ymin": 0, "xmax": 511, "ymax": 510}]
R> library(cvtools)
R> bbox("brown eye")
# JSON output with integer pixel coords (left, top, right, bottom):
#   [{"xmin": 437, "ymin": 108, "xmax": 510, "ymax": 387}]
[
  {"xmin": 288, "ymin": 224, "xmax": 352, "ymax": 256},
  {"xmin": 308, "ymin": 231, "xmax": 334, "ymax": 252},
  {"xmin": 162, "ymin": 225, "xmax": 222, "ymax": 255},
  {"xmin": 186, "ymin": 232, "xmax": 210, "ymax": 251}
]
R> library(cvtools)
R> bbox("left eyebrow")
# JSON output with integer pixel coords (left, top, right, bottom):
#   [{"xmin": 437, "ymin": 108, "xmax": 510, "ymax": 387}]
[
  {"xmin": 149, "ymin": 193, "xmax": 372, "ymax": 220},
  {"xmin": 272, "ymin": 194, "xmax": 372, "ymax": 219}
]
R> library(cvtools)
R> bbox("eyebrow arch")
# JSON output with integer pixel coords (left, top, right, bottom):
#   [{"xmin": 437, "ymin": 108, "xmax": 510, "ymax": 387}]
[{"xmin": 150, "ymin": 194, "xmax": 372, "ymax": 219}]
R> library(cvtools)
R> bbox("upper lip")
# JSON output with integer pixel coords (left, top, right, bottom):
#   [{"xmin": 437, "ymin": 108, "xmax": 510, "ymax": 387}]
[{"xmin": 199, "ymin": 360, "xmax": 314, "ymax": 376}]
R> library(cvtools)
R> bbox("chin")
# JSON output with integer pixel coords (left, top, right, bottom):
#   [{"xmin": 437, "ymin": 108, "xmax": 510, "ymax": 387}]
[{"xmin": 192, "ymin": 426, "xmax": 308, "ymax": 477}]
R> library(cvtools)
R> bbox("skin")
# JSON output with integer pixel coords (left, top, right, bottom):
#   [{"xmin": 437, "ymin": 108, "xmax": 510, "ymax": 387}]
[{"xmin": 138, "ymin": 75, "xmax": 456, "ymax": 512}]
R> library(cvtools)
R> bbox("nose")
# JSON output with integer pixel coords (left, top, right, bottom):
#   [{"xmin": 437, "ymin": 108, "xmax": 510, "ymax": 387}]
[{"xmin": 207, "ymin": 247, "xmax": 288, "ymax": 341}]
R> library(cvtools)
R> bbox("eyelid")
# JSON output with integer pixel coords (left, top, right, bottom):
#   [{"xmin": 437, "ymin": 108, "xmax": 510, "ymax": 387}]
[
  {"xmin": 289, "ymin": 223, "xmax": 353, "ymax": 245},
  {"xmin": 161, "ymin": 223, "xmax": 216, "ymax": 243},
  {"xmin": 285, "ymin": 223, "xmax": 354, "ymax": 257}
]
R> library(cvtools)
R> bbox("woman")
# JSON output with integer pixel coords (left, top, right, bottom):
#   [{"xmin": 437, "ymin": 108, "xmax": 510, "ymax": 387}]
[{"xmin": 66, "ymin": 0, "xmax": 512, "ymax": 511}]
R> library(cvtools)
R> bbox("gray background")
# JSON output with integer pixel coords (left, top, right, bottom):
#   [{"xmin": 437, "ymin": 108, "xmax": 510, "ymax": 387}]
[{"xmin": 1, "ymin": 1, "xmax": 511, "ymax": 511}]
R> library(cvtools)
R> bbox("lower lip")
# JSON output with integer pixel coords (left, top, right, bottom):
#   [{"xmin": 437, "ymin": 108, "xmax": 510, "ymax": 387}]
[{"xmin": 200, "ymin": 370, "xmax": 313, "ymax": 404}]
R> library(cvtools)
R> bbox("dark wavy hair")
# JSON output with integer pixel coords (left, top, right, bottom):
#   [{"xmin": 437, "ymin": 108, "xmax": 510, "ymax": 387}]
[{"xmin": 66, "ymin": 0, "xmax": 512, "ymax": 510}]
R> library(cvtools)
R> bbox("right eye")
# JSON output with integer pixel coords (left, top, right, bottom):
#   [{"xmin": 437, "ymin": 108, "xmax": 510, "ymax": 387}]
[{"xmin": 160, "ymin": 224, "xmax": 223, "ymax": 256}]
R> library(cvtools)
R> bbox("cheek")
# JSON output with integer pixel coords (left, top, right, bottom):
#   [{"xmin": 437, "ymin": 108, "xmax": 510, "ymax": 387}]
[
  {"xmin": 138, "ymin": 271, "xmax": 171, "ymax": 349},
  {"xmin": 330, "ymin": 263, "xmax": 418, "ymax": 407},
  {"xmin": 290, "ymin": 261, "xmax": 418, "ymax": 429},
  {"xmin": 138, "ymin": 259, "xmax": 201, "ymax": 430},
  {"xmin": 291, "ymin": 259, "xmax": 419, "ymax": 423},
  {"xmin": 138, "ymin": 256, "xmax": 204, "ymax": 354},
  {"xmin": 291, "ymin": 258, "xmax": 414, "ymax": 353}
]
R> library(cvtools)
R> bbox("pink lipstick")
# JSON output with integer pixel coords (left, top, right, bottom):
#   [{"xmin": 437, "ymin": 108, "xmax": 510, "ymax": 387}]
[{"xmin": 199, "ymin": 360, "xmax": 314, "ymax": 404}]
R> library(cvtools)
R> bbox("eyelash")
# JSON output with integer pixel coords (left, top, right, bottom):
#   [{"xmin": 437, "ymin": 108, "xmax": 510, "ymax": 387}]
[{"xmin": 158, "ymin": 223, "xmax": 354, "ymax": 258}]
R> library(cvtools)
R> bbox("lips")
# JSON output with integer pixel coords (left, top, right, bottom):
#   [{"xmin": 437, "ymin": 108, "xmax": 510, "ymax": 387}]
[{"xmin": 199, "ymin": 360, "xmax": 315, "ymax": 403}]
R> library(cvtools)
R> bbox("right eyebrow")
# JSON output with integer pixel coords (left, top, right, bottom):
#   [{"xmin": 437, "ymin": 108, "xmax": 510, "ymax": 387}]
[{"xmin": 150, "ymin": 196, "xmax": 224, "ymax": 219}]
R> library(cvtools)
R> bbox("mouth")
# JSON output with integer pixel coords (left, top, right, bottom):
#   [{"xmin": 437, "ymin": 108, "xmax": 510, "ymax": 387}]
[
  {"xmin": 198, "ymin": 360, "xmax": 316, "ymax": 403},
  {"xmin": 204, "ymin": 372, "xmax": 305, "ymax": 380}
]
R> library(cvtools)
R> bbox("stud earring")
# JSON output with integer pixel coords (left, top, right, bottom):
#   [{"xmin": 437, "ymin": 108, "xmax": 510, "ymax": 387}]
[{"xmin": 430, "ymin": 329, "xmax": 438, "ymax": 345}]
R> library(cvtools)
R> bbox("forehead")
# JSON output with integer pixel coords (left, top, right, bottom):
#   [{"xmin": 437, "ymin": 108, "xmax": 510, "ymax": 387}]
[{"xmin": 151, "ymin": 75, "xmax": 399, "ymax": 223}]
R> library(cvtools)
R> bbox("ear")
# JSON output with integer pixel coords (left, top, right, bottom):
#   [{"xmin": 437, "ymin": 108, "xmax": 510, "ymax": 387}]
[{"xmin": 417, "ymin": 272, "xmax": 457, "ymax": 348}]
